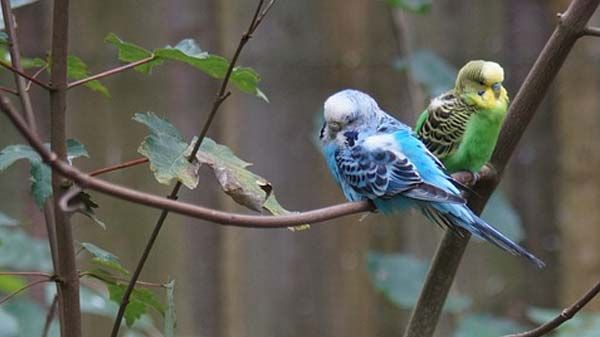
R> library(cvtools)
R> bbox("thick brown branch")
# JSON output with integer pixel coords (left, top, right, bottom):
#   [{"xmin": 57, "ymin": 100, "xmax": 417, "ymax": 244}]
[
  {"xmin": 403, "ymin": 1, "xmax": 600, "ymax": 337},
  {"xmin": 1, "ymin": 95, "xmax": 373, "ymax": 226},
  {"xmin": 503, "ymin": 280, "xmax": 600, "ymax": 337},
  {"xmin": 67, "ymin": 56, "xmax": 156, "ymax": 89},
  {"xmin": 49, "ymin": 0, "xmax": 82, "ymax": 336}
]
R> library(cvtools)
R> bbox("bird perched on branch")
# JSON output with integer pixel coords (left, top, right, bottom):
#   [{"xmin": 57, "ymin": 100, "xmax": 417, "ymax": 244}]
[
  {"xmin": 415, "ymin": 60, "xmax": 509, "ymax": 175},
  {"xmin": 319, "ymin": 89, "xmax": 543, "ymax": 268}
]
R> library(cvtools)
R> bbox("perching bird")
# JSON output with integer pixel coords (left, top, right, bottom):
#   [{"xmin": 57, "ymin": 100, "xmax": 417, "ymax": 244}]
[
  {"xmin": 415, "ymin": 60, "xmax": 509, "ymax": 174},
  {"xmin": 319, "ymin": 89, "xmax": 543, "ymax": 268}
]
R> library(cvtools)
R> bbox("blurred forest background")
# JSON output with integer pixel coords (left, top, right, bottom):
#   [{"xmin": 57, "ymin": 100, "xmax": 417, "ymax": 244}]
[{"xmin": 1, "ymin": 0, "xmax": 600, "ymax": 336}]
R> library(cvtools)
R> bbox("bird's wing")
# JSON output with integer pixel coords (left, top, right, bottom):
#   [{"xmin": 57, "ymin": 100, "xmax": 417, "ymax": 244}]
[
  {"xmin": 416, "ymin": 91, "xmax": 475, "ymax": 159},
  {"xmin": 335, "ymin": 134, "xmax": 464, "ymax": 204}
]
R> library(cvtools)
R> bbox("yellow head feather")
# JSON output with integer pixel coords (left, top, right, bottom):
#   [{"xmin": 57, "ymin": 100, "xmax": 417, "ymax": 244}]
[{"xmin": 456, "ymin": 60, "xmax": 505, "ymax": 89}]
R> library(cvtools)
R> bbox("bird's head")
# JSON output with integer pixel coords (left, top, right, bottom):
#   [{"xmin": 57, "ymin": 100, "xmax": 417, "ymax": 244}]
[
  {"xmin": 320, "ymin": 89, "xmax": 378, "ymax": 146},
  {"xmin": 455, "ymin": 60, "xmax": 509, "ymax": 110}
]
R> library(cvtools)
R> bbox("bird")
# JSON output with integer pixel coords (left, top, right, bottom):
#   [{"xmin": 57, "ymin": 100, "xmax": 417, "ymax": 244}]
[
  {"xmin": 319, "ymin": 89, "xmax": 544, "ymax": 268},
  {"xmin": 415, "ymin": 60, "xmax": 509, "ymax": 175}
]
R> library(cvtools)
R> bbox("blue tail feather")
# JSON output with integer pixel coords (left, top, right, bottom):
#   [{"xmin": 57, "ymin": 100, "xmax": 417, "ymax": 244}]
[{"xmin": 423, "ymin": 205, "xmax": 545, "ymax": 268}]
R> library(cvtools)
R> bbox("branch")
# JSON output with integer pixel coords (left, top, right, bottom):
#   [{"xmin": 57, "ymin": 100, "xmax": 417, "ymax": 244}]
[
  {"xmin": 0, "ymin": 271, "xmax": 53, "ymax": 277},
  {"xmin": 581, "ymin": 26, "xmax": 600, "ymax": 37},
  {"xmin": 0, "ymin": 277, "xmax": 53, "ymax": 305},
  {"xmin": 0, "ymin": 60, "xmax": 50, "ymax": 90},
  {"xmin": 1, "ymin": 95, "xmax": 372, "ymax": 226},
  {"xmin": 0, "ymin": 0, "xmax": 38, "ymax": 133},
  {"xmin": 67, "ymin": 56, "xmax": 156, "ymax": 89},
  {"xmin": 403, "ymin": 1, "xmax": 600, "ymax": 337},
  {"xmin": 503, "ymin": 280, "xmax": 600, "ymax": 337},
  {"xmin": 26, "ymin": 65, "xmax": 48, "ymax": 92},
  {"xmin": 109, "ymin": 2, "xmax": 277, "ymax": 336},
  {"xmin": 88, "ymin": 157, "xmax": 148, "ymax": 177},
  {"xmin": 0, "ymin": 86, "xmax": 18, "ymax": 95},
  {"xmin": 49, "ymin": 0, "xmax": 82, "ymax": 336},
  {"xmin": 79, "ymin": 271, "xmax": 165, "ymax": 288},
  {"xmin": 42, "ymin": 294, "xmax": 59, "ymax": 337}
]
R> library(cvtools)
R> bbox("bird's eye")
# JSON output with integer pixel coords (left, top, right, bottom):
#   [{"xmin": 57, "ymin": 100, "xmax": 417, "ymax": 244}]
[
  {"xmin": 477, "ymin": 90, "xmax": 485, "ymax": 96},
  {"xmin": 329, "ymin": 122, "xmax": 341, "ymax": 132},
  {"xmin": 478, "ymin": 80, "xmax": 485, "ymax": 86}
]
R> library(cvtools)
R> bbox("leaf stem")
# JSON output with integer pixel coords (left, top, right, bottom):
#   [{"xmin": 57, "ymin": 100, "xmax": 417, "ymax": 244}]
[
  {"xmin": 0, "ymin": 60, "xmax": 50, "ymax": 91},
  {"xmin": 88, "ymin": 157, "xmax": 149, "ymax": 177},
  {"xmin": 0, "ymin": 278, "xmax": 54, "ymax": 305},
  {"xmin": 67, "ymin": 56, "xmax": 156, "ymax": 89}
]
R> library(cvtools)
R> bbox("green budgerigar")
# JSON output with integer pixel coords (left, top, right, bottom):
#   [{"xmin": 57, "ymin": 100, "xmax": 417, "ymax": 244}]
[{"xmin": 415, "ymin": 60, "xmax": 509, "ymax": 174}]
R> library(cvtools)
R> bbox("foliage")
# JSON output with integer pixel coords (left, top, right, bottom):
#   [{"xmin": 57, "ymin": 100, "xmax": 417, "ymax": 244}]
[
  {"xmin": 66, "ymin": 55, "xmax": 110, "ymax": 97},
  {"xmin": 366, "ymin": 251, "xmax": 470, "ymax": 313},
  {"xmin": 105, "ymin": 33, "xmax": 268, "ymax": 101},
  {"xmin": 133, "ymin": 112, "xmax": 308, "ymax": 230},
  {"xmin": 387, "ymin": 0, "xmax": 432, "ymax": 14},
  {"xmin": 81, "ymin": 242, "xmax": 129, "ymax": 275},
  {"xmin": 0, "ymin": 139, "xmax": 88, "ymax": 208}
]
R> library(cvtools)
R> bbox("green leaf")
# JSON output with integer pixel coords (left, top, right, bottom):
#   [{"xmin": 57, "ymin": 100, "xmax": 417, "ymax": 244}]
[
  {"xmin": 394, "ymin": 50, "xmax": 457, "ymax": 97},
  {"xmin": 0, "ymin": 275, "xmax": 25, "ymax": 293},
  {"xmin": 81, "ymin": 242, "xmax": 129, "ymax": 275},
  {"xmin": 133, "ymin": 112, "xmax": 200, "ymax": 189},
  {"xmin": 0, "ymin": 211, "xmax": 16, "ymax": 226},
  {"xmin": 0, "ymin": 227, "xmax": 52, "ymax": 271},
  {"xmin": 133, "ymin": 112, "xmax": 305, "ymax": 227},
  {"xmin": 66, "ymin": 55, "xmax": 110, "ymax": 97},
  {"xmin": 528, "ymin": 307, "xmax": 600, "ymax": 337},
  {"xmin": 0, "ymin": 139, "xmax": 88, "ymax": 208},
  {"xmin": 154, "ymin": 39, "xmax": 229, "ymax": 78},
  {"xmin": 481, "ymin": 190, "xmax": 524, "ymax": 243},
  {"xmin": 366, "ymin": 251, "xmax": 470, "ymax": 313},
  {"xmin": 107, "ymin": 34, "xmax": 267, "ymax": 100},
  {"xmin": 21, "ymin": 57, "xmax": 46, "ymax": 69},
  {"xmin": 105, "ymin": 33, "xmax": 161, "ymax": 74},
  {"xmin": 454, "ymin": 313, "xmax": 526, "ymax": 337},
  {"xmin": 108, "ymin": 283, "xmax": 165, "ymax": 327},
  {"xmin": 387, "ymin": 0, "xmax": 432, "ymax": 14},
  {"xmin": 164, "ymin": 279, "xmax": 176, "ymax": 337}
]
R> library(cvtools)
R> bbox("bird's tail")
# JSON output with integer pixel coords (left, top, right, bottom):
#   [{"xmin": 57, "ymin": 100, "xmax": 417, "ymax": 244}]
[{"xmin": 421, "ymin": 206, "xmax": 545, "ymax": 268}]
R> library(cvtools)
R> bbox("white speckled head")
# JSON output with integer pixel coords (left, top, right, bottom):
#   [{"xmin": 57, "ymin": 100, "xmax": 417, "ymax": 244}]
[{"xmin": 324, "ymin": 90, "xmax": 357, "ymax": 124}]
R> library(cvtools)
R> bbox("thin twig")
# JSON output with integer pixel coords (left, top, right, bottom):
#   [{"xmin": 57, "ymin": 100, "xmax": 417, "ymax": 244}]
[
  {"xmin": 581, "ymin": 26, "xmax": 600, "ymax": 37},
  {"xmin": 0, "ymin": 86, "xmax": 18, "ymax": 95},
  {"xmin": 0, "ymin": 0, "xmax": 38, "ymax": 132},
  {"xmin": 88, "ymin": 157, "xmax": 149, "ymax": 177},
  {"xmin": 402, "ymin": 1, "xmax": 600, "ymax": 337},
  {"xmin": 79, "ymin": 271, "xmax": 165, "ymax": 288},
  {"xmin": 26, "ymin": 65, "xmax": 48, "ymax": 92},
  {"xmin": 0, "ymin": 60, "xmax": 50, "ymax": 90},
  {"xmin": 67, "ymin": 56, "xmax": 156, "ymax": 89},
  {"xmin": 108, "ymin": 2, "xmax": 274, "ymax": 336},
  {"xmin": 0, "ymin": 278, "xmax": 53, "ymax": 305},
  {"xmin": 504, "ymin": 280, "xmax": 600, "ymax": 337},
  {"xmin": 0, "ymin": 271, "xmax": 53, "ymax": 277},
  {"xmin": 42, "ymin": 294, "xmax": 59, "ymax": 337}
]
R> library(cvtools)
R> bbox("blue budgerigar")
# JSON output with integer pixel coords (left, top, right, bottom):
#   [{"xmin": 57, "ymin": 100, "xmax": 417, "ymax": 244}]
[{"xmin": 319, "ymin": 89, "xmax": 544, "ymax": 268}]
